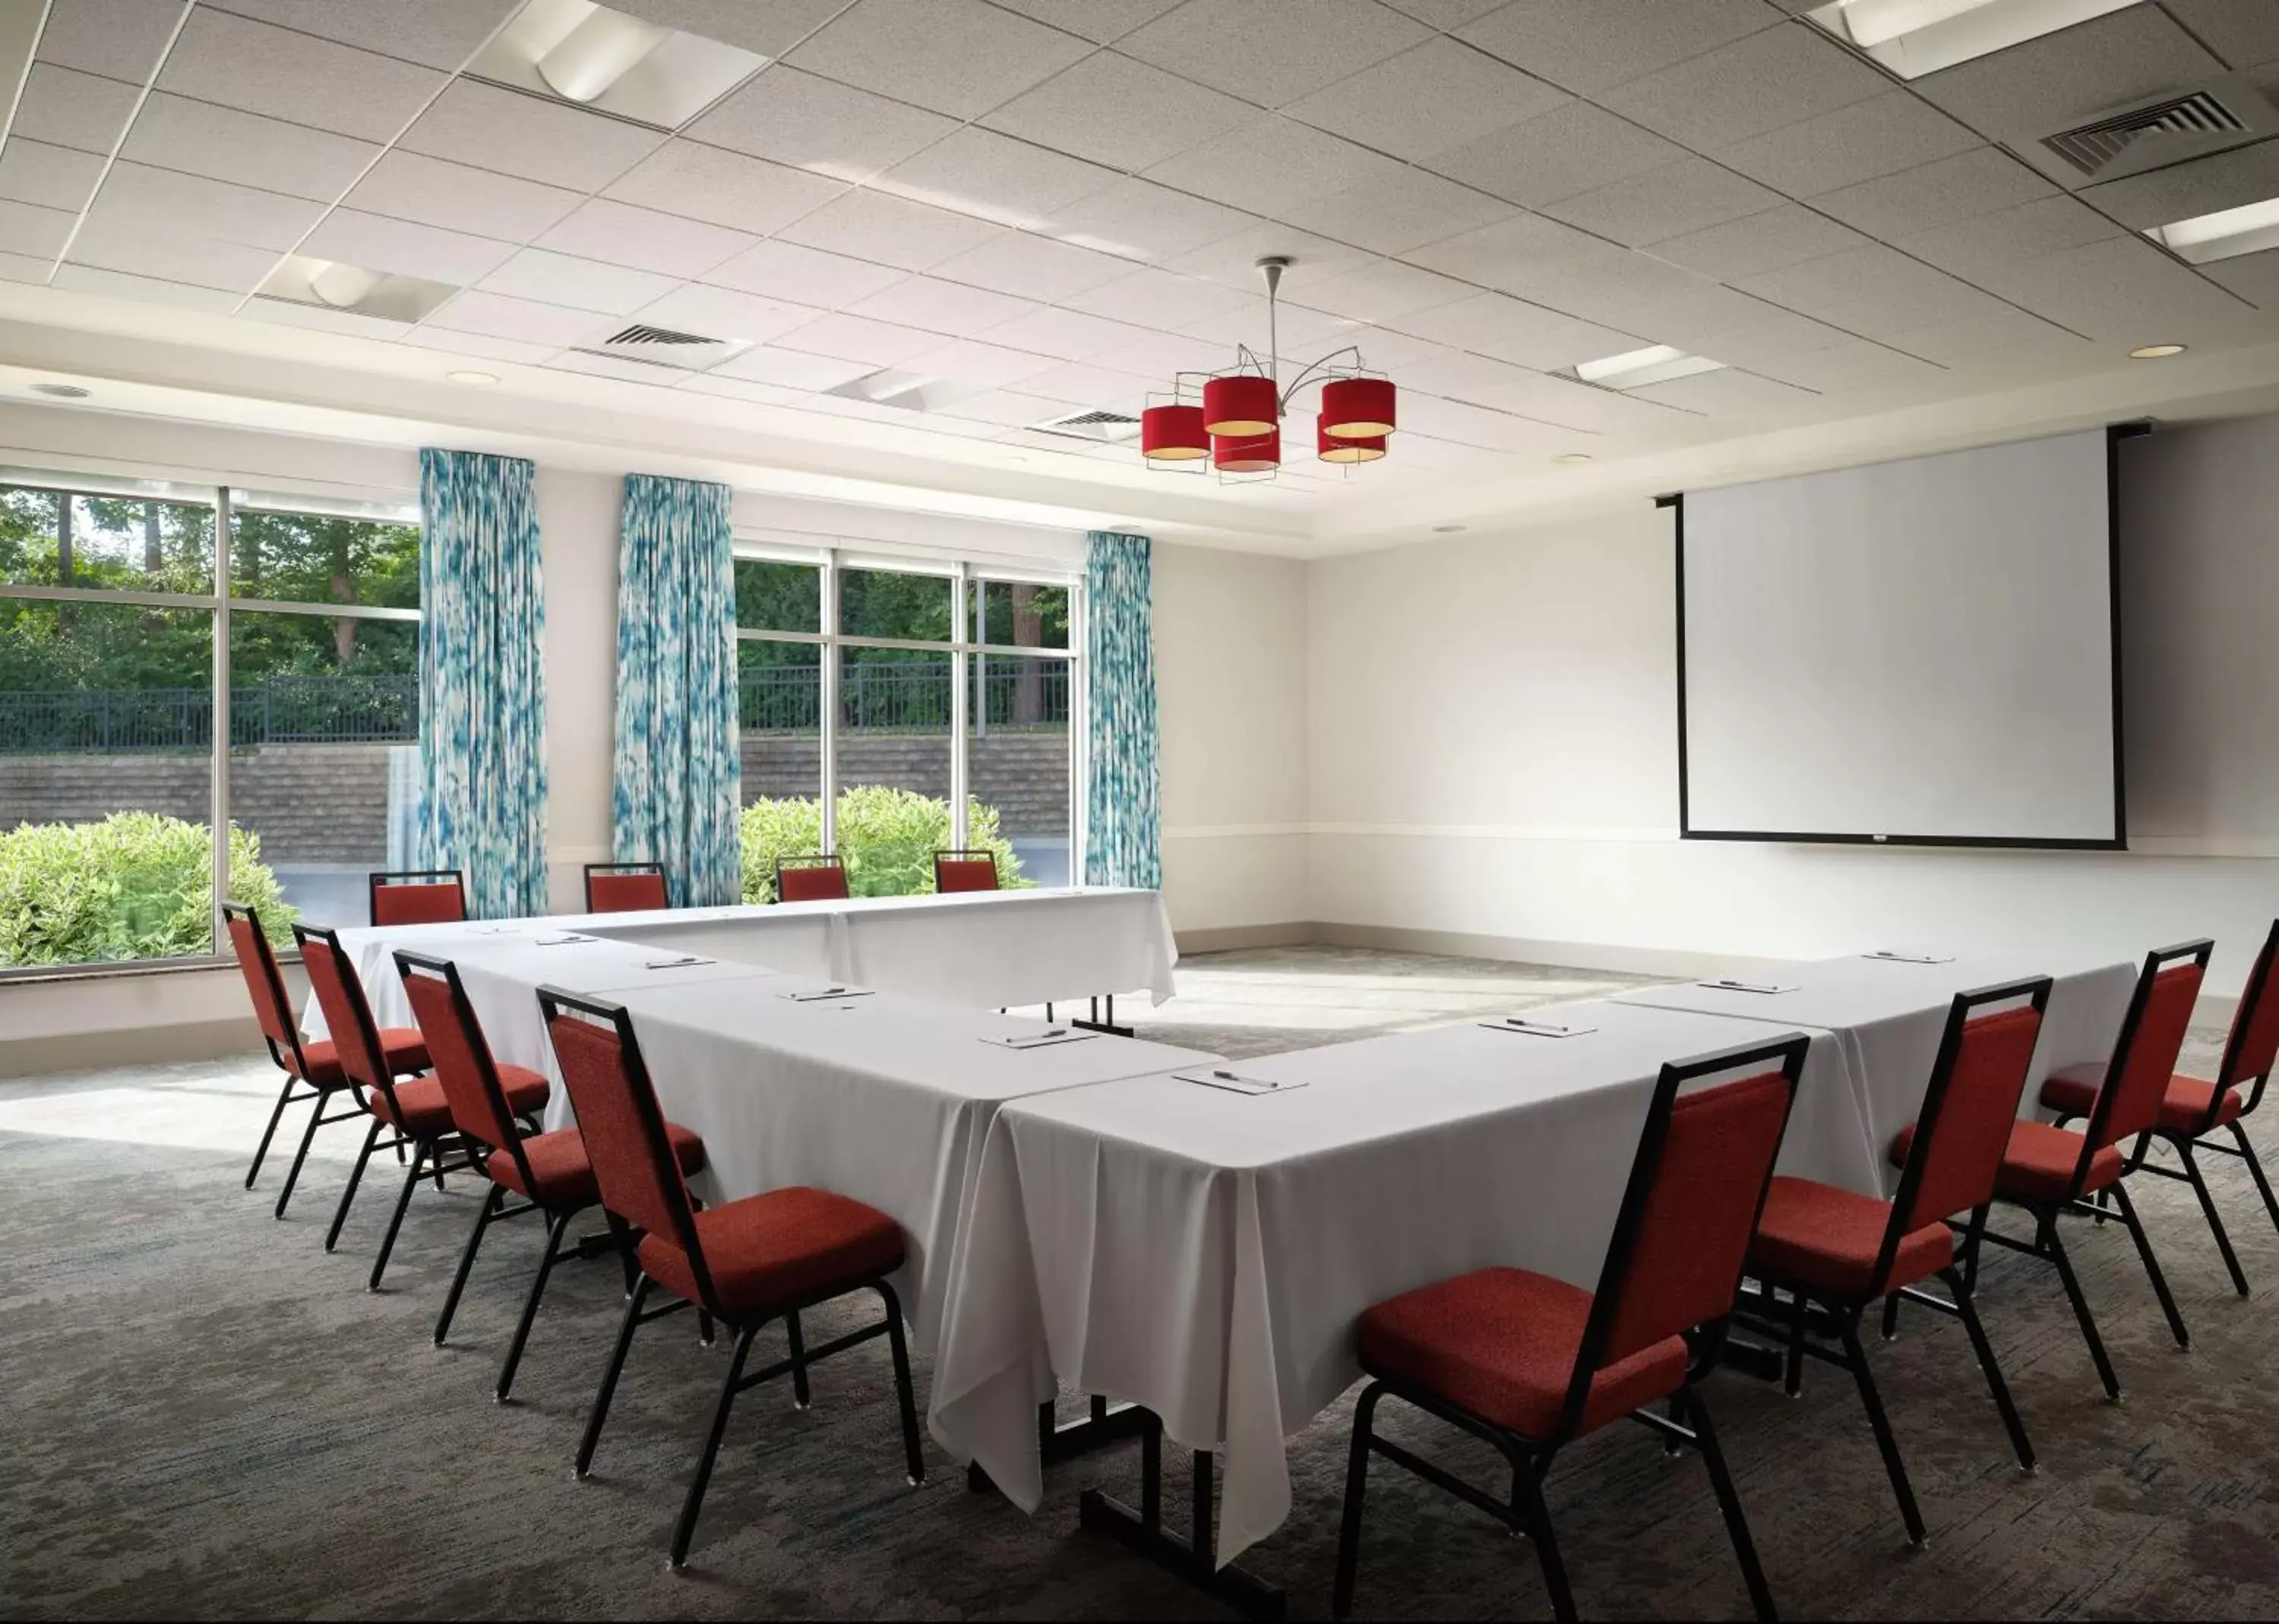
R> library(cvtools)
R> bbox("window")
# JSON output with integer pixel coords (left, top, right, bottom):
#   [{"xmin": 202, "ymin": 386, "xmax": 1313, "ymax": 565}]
[
  {"xmin": 0, "ymin": 479, "xmax": 422, "ymax": 973},
  {"xmin": 734, "ymin": 544, "xmax": 1079, "ymax": 902}
]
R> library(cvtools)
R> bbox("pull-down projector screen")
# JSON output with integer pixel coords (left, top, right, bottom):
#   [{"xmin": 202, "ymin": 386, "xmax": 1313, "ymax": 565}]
[{"xmin": 1677, "ymin": 428, "xmax": 2123, "ymax": 848}]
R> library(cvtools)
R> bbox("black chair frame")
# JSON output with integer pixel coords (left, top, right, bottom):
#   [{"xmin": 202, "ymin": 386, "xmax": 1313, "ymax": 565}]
[{"xmin": 229, "ymin": 901, "xmax": 373, "ymax": 1220}]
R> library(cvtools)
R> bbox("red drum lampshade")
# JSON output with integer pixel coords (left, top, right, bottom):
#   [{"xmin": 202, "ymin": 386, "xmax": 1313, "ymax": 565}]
[
  {"xmin": 1213, "ymin": 426, "xmax": 1280, "ymax": 472},
  {"xmin": 1140, "ymin": 403, "xmax": 1209, "ymax": 461},
  {"xmin": 1202, "ymin": 373, "xmax": 1278, "ymax": 438},
  {"xmin": 1321, "ymin": 375, "xmax": 1396, "ymax": 438},
  {"xmin": 1317, "ymin": 418, "xmax": 1386, "ymax": 463}
]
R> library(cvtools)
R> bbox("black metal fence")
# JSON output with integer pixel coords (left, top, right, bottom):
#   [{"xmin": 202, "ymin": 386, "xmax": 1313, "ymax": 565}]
[{"xmin": 742, "ymin": 659, "xmax": 1070, "ymax": 733}]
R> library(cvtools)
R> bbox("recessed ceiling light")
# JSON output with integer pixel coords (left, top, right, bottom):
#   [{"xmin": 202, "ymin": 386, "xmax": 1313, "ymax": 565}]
[
  {"xmin": 1803, "ymin": 0, "xmax": 2140, "ymax": 79},
  {"xmin": 258, "ymin": 255, "xmax": 457, "ymax": 322},
  {"xmin": 1554, "ymin": 452, "xmax": 1594, "ymax": 466},
  {"xmin": 469, "ymin": 0, "xmax": 770, "ymax": 133},
  {"xmin": 1431, "ymin": 523, "xmax": 1466, "ymax": 533},
  {"xmin": 447, "ymin": 370, "xmax": 500, "ymax": 387},
  {"xmin": 1566, "ymin": 345, "xmax": 1725, "ymax": 390},
  {"xmin": 2145, "ymin": 196, "xmax": 2279, "ymax": 265},
  {"xmin": 31, "ymin": 382, "xmax": 89, "ymax": 399},
  {"xmin": 2128, "ymin": 343, "xmax": 2186, "ymax": 359}
]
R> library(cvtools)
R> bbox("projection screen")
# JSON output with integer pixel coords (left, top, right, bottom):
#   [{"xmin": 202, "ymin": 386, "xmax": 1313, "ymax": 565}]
[{"xmin": 1677, "ymin": 428, "xmax": 2123, "ymax": 848}]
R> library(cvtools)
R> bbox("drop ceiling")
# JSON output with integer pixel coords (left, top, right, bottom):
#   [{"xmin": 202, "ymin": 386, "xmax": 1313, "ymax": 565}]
[{"xmin": 0, "ymin": 0, "xmax": 2276, "ymax": 551}]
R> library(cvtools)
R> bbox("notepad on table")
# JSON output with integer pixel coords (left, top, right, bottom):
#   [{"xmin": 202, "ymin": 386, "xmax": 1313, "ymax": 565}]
[
  {"xmin": 1862, "ymin": 949, "xmax": 1955, "ymax": 964},
  {"xmin": 982, "ymin": 1028, "xmax": 1097, "ymax": 1051},
  {"xmin": 780, "ymin": 985, "xmax": 874, "ymax": 1002},
  {"xmin": 1696, "ymin": 978, "xmax": 1797, "ymax": 994},
  {"xmin": 1479, "ymin": 1016, "xmax": 1597, "ymax": 1038},
  {"xmin": 1177, "ymin": 1069, "xmax": 1305, "ymax": 1095},
  {"xmin": 534, "ymin": 934, "xmax": 594, "ymax": 946},
  {"xmin": 640, "ymin": 955, "xmax": 713, "ymax": 969}
]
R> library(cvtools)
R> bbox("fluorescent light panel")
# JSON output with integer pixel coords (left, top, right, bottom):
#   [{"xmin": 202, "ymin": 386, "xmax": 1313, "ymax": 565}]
[
  {"xmin": 1571, "ymin": 344, "xmax": 1726, "ymax": 390},
  {"xmin": 470, "ymin": 0, "xmax": 769, "ymax": 132},
  {"xmin": 2146, "ymin": 196, "xmax": 2279, "ymax": 264},
  {"xmin": 1804, "ymin": 0, "xmax": 2143, "ymax": 79}
]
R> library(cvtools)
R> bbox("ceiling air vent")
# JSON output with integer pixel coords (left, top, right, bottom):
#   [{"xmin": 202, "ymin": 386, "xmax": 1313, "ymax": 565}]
[
  {"xmin": 2031, "ymin": 78, "xmax": 2276, "ymax": 186},
  {"xmin": 1030, "ymin": 409, "xmax": 1143, "ymax": 444},
  {"xmin": 571, "ymin": 323, "xmax": 750, "ymax": 371}
]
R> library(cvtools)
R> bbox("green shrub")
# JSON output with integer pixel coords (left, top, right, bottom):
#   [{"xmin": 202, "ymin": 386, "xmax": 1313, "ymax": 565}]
[
  {"xmin": 738, "ymin": 785, "xmax": 1032, "ymax": 903},
  {"xmin": 0, "ymin": 811, "xmax": 296, "ymax": 967}
]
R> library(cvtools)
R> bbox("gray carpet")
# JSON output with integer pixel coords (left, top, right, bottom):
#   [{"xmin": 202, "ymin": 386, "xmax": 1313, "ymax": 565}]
[{"xmin": 2, "ymin": 947, "xmax": 2274, "ymax": 1620}]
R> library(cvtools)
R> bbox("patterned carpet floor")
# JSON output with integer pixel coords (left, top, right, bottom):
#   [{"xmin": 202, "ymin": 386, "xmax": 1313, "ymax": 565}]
[{"xmin": 2, "ymin": 947, "xmax": 2274, "ymax": 1620}]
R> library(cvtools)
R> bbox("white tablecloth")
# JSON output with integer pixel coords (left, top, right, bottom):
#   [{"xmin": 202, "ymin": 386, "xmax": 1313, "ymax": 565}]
[
  {"xmin": 928, "ymin": 998, "xmax": 1852, "ymax": 1564},
  {"xmin": 1612, "ymin": 952, "xmax": 2138, "ymax": 1193}
]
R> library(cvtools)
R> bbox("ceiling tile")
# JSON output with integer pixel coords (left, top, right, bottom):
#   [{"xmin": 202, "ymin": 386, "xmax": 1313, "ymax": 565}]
[
  {"xmin": 1061, "ymin": 264, "xmax": 1253, "ymax": 324},
  {"xmin": 606, "ymin": 0, "xmax": 852, "ymax": 58},
  {"xmin": 1274, "ymin": 168, "xmax": 1515, "ymax": 254},
  {"xmin": 1658, "ymin": 306, "xmax": 1856, "ymax": 365},
  {"xmin": 35, "ymin": 0, "xmax": 184, "ymax": 83},
  {"xmin": 1041, "ymin": 179, "xmax": 1252, "ymax": 261},
  {"xmin": 1605, "ymin": 283, "xmax": 1788, "ymax": 349},
  {"xmin": 155, "ymin": 8, "xmax": 446, "ymax": 144},
  {"xmin": 784, "ymin": 0, "xmax": 1091, "ymax": 119},
  {"xmin": 603, "ymin": 141, "xmax": 847, "ymax": 236},
  {"xmin": 1712, "ymin": 92, "xmax": 1980, "ymax": 199},
  {"xmin": 703, "ymin": 239, "xmax": 909, "ymax": 307},
  {"xmin": 970, "ymin": 304, "xmax": 1156, "ymax": 360},
  {"xmin": 1539, "ymin": 156, "xmax": 1781, "ymax": 248},
  {"xmin": 775, "ymin": 188, "xmax": 1007, "ymax": 270},
  {"xmin": 1814, "ymin": 147, "xmax": 2056, "ymax": 239},
  {"xmin": 2080, "ymin": 140, "xmax": 2279, "ymax": 231},
  {"xmin": 877, "ymin": 128, "xmax": 1120, "ymax": 229},
  {"xmin": 0, "ymin": 250, "xmax": 55, "ymax": 284},
  {"xmin": 65, "ymin": 222, "xmax": 278, "ymax": 290},
  {"xmin": 774, "ymin": 311, "xmax": 947, "ymax": 366},
  {"xmin": 394, "ymin": 326, "xmax": 561, "ymax": 365},
  {"xmin": 1460, "ymin": 368, "xmax": 1687, "ymax": 433},
  {"xmin": 928, "ymin": 232, "xmax": 1132, "ymax": 300},
  {"xmin": 1741, "ymin": 339, "xmax": 1939, "ymax": 392},
  {"xmin": 687, "ymin": 65, "xmax": 956, "ymax": 183},
  {"xmin": 1424, "ymin": 101, "xmax": 1685, "ymax": 207},
  {"xmin": 1456, "ymin": 0, "xmax": 1779, "ymax": 96},
  {"xmin": 931, "ymin": 387, "xmax": 1088, "ymax": 427},
  {"xmin": 1875, "ymin": 305, "xmax": 2084, "ymax": 364},
  {"xmin": 1385, "ymin": 290, "xmax": 1644, "ymax": 368},
  {"xmin": 1380, "ymin": 0, "xmax": 1506, "ymax": 26},
  {"xmin": 239, "ymin": 296, "xmax": 411, "ymax": 341},
  {"xmin": 1595, "ymin": 20, "xmax": 1889, "ymax": 150},
  {"xmin": 630, "ymin": 282, "xmax": 823, "ymax": 343},
  {"xmin": 981, "ymin": 50, "xmax": 1256, "ymax": 172},
  {"xmin": 205, "ymin": 0, "xmax": 521, "ymax": 70},
  {"xmin": 708, "ymin": 344, "xmax": 877, "ymax": 390},
  {"xmin": 2160, "ymin": 0, "xmax": 2279, "ymax": 70},
  {"xmin": 479, "ymin": 248, "xmax": 683, "ymax": 314},
  {"xmin": 1628, "ymin": 366, "xmax": 1817, "ymax": 414},
  {"xmin": 1911, "ymin": 5, "xmax": 2225, "ymax": 147},
  {"xmin": 51, "ymin": 264, "xmax": 242, "ymax": 310},
  {"xmin": 903, "ymin": 339, "xmax": 1062, "ymax": 393},
  {"xmin": 12, "ymin": 63, "xmax": 144, "ymax": 154},
  {"xmin": 1121, "ymin": 0, "xmax": 1430, "ymax": 106},
  {"xmin": 1165, "ymin": 218, "xmax": 1377, "ymax": 288},
  {"xmin": 343, "ymin": 150, "xmax": 585, "ymax": 242},
  {"xmin": 672, "ymin": 374, "xmax": 808, "ymax": 409},
  {"xmin": 844, "ymin": 274, "xmax": 1041, "ymax": 333},
  {"xmin": 1284, "ymin": 257, "xmax": 1475, "ymax": 321},
  {"xmin": 84, "ymin": 162, "xmax": 326, "ymax": 251},
  {"xmin": 0, "ymin": 141, "xmax": 106, "ymax": 213},
  {"xmin": 1736, "ymin": 244, "xmax": 2024, "ymax": 338},
  {"xmin": 119, "ymin": 94, "xmax": 380, "ymax": 203},
  {"xmin": 1893, "ymin": 194, "xmax": 2123, "ymax": 276},
  {"xmin": 1283, "ymin": 36, "xmax": 1569, "ymax": 161},
  {"xmin": 1396, "ymin": 392, "xmax": 1582, "ymax": 451},
  {"xmin": 983, "ymin": 0, "xmax": 1185, "ymax": 43},
  {"xmin": 1405, "ymin": 213, "xmax": 1714, "ymax": 322},
  {"xmin": 2201, "ymin": 245, "xmax": 2279, "ymax": 308},
  {"xmin": 536, "ymin": 198, "xmax": 757, "ymax": 278},
  {"xmin": 1146, "ymin": 115, "xmax": 1404, "ymax": 216},
  {"xmin": 544, "ymin": 348, "xmax": 697, "ymax": 386},
  {"xmin": 298, "ymin": 209, "xmax": 519, "ymax": 285},
  {"xmin": 1177, "ymin": 297, "xmax": 1361, "ymax": 352},
  {"xmin": 1964, "ymin": 235, "xmax": 2251, "ymax": 338},
  {"xmin": 0, "ymin": 197, "xmax": 79, "ymax": 259},
  {"xmin": 1087, "ymin": 328, "xmax": 1236, "ymax": 378},
  {"xmin": 1003, "ymin": 359, "xmax": 1156, "ymax": 409},
  {"xmin": 1394, "ymin": 346, "xmax": 1541, "ymax": 403},
  {"xmin": 1645, "ymin": 201, "xmax": 1868, "ymax": 280},
  {"xmin": 396, "ymin": 78, "xmax": 666, "ymax": 191},
  {"xmin": 423, "ymin": 289, "xmax": 605, "ymax": 346}
]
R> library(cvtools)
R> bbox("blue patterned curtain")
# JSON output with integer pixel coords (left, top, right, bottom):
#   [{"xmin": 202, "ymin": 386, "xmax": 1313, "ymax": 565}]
[
  {"xmin": 612, "ymin": 474, "xmax": 741, "ymax": 906},
  {"xmin": 1084, "ymin": 530, "xmax": 1160, "ymax": 889},
  {"xmin": 416, "ymin": 448, "xmax": 548, "ymax": 918}
]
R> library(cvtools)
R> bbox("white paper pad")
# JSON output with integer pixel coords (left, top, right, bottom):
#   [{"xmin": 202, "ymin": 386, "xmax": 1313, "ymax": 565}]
[
  {"xmin": 1863, "ymin": 950, "xmax": 1956, "ymax": 964},
  {"xmin": 1478, "ymin": 1016, "xmax": 1598, "ymax": 1038},
  {"xmin": 1696, "ymin": 978, "xmax": 1798, "ymax": 994},
  {"xmin": 1176, "ymin": 1069, "xmax": 1306, "ymax": 1095},
  {"xmin": 983, "ymin": 1029, "xmax": 1098, "ymax": 1051},
  {"xmin": 780, "ymin": 985, "xmax": 874, "ymax": 1002}
]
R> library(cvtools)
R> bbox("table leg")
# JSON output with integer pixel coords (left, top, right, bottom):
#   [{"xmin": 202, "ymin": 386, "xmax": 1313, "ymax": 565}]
[
  {"xmin": 965, "ymin": 1395, "xmax": 1158, "ymax": 1493},
  {"xmin": 1072, "ymin": 993, "xmax": 1135, "ymax": 1038},
  {"xmin": 1075, "ymin": 1414, "xmax": 1287, "ymax": 1620}
]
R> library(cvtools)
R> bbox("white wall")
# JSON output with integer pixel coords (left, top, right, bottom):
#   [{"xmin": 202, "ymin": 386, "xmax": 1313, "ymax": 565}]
[{"xmin": 1307, "ymin": 417, "xmax": 2279, "ymax": 999}]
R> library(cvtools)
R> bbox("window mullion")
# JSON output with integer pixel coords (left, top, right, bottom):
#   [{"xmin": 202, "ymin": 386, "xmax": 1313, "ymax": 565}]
[
  {"xmin": 210, "ymin": 485, "xmax": 232, "ymax": 951},
  {"xmin": 820, "ymin": 551, "xmax": 839, "ymax": 855},
  {"xmin": 950, "ymin": 562, "xmax": 969, "ymax": 853}
]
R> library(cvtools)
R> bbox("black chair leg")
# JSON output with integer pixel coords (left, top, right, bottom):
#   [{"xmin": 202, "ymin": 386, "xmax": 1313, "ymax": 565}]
[
  {"xmin": 1783, "ymin": 1289, "xmax": 1806, "ymax": 1397},
  {"xmin": 323, "ymin": 1119, "xmax": 381, "ymax": 1250},
  {"xmin": 2109, "ymin": 1181, "xmax": 2190, "ymax": 1348},
  {"xmin": 1689, "ymin": 1385, "xmax": 1778, "ymax": 1624},
  {"xmin": 2041, "ymin": 1211, "xmax": 2122, "ymax": 1400},
  {"xmin": 1880, "ymin": 1291, "xmax": 1901, "ymax": 1341},
  {"xmin": 605, "ymin": 1211, "xmax": 640, "ymax": 1297},
  {"xmin": 1511, "ymin": 1450, "xmax": 1577, "ymax": 1624},
  {"xmin": 246, "ymin": 1077, "xmax": 299, "ymax": 1189},
  {"xmin": 436, "ymin": 1185, "xmax": 501, "ymax": 1345},
  {"xmin": 368, "ymin": 1138, "xmax": 429, "ymax": 1291},
  {"xmin": 497, "ymin": 1207, "xmax": 571, "ymax": 1403},
  {"xmin": 785, "ymin": 1309, "xmax": 812, "ymax": 1409},
  {"xmin": 1838, "ymin": 1313, "xmax": 1924, "ymax": 1545},
  {"xmin": 274, "ymin": 1092, "xmax": 330, "ymax": 1219},
  {"xmin": 881, "ymin": 1285, "xmax": 925, "ymax": 1486},
  {"xmin": 577, "ymin": 1277, "xmax": 651, "ymax": 1477},
  {"xmin": 1332, "ymin": 1384, "xmax": 1381, "ymax": 1621},
  {"xmin": 2230, "ymin": 1123, "xmax": 2279, "ymax": 1238},
  {"xmin": 2175, "ymin": 1142, "xmax": 2250, "ymax": 1296},
  {"xmin": 669, "ymin": 1322, "xmax": 759, "ymax": 1569},
  {"xmin": 1946, "ymin": 1268, "xmax": 2034, "ymax": 1471}
]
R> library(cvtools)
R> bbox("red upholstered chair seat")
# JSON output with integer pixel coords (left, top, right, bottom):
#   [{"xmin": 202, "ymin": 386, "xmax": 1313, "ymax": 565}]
[
  {"xmin": 491, "ymin": 1121, "xmax": 707, "ymax": 1208},
  {"xmin": 294, "ymin": 1028, "xmax": 428, "ymax": 1087},
  {"xmin": 1749, "ymin": 1176, "xmax": 1953, "ymax": 1300},
  {"xmin": 636, "ymin": 1186, "xmax": 902, "ymax": 1316},
  {"xmin": 1355, "ymin": 1265, "xmax": 1689, "ymax": 1441},
  {"xmin": 1893, "ymin": 1118, "xmax": 2122, "ymax": 1204},
  {"xmin": 370, "ymin": 1065, "xmax": 548, "ymax": 1137},
  {"xmin": 2039, "ymin": 1063, "xmax": 2245, "ymax": 1135}
]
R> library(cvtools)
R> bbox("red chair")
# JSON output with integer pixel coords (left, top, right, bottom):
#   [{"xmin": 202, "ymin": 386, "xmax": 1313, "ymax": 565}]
[
  {"xmin": 226, "ymin": 901, "xmax": 422, "ymax": 1219},
  {"xmin": 932, "ymin": 850, "xmax": 1000, "ymax": 893},
  {"xmin": 2040, "ymin": 918, "xmax": 2279, "ymax": 1296},
  {"xmin": 397, "ymin": 950, "xmax": 707, "ymax": 1401},
  {"xmin": 540, "ymin": 985, "xmax": 922, "ymax": 1569},
  {"xmin": 296, "ymin": 924, "xmax": 548, "ymax": 1291},
  {"xmin": 1332, "ymin": 1033, "xmax": 1808, "ymax": 1623},
  {"xmin": 1903, "ymin": 940, "xmax": 2210, "ymax": 1401},
  {"xmin": 584, "ymin": 861, "xmax": 670, "ymax": 913},
  {"xmin": 774, "ymin": 853, "xmax": 849, "ymax": 903},
  {"xmin": 1743, "ymin": 978, "xmax": 2050, "ymax": 1543},
  {"xmin": 370, "ymin": 869, "xmax": 467, "ymax": 926}
]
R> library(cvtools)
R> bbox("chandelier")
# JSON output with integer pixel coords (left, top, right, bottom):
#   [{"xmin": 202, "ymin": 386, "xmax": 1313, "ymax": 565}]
[{"xmin": 1138, "ymin": 255, "xmax": 1398, "ymax": 482}]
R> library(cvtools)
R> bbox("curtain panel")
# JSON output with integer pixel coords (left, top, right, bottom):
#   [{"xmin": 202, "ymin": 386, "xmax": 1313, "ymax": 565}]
[
  {"xmin": 611, "ymin": 474, "xmax": 741, "ymax": 906},
  {"xmin": 1083, "ymin": 529, "xmax": 1161, "ymax": 890},
  {"xmin": 416, "ymin": 448, "xmax": 548, "ymax": 918}
]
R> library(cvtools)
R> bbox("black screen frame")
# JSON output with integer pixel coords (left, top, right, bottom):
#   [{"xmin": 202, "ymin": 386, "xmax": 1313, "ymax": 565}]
[{"xmin": 1671, "ymin": 423, "xmax": 2135, "ymax": 852}]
